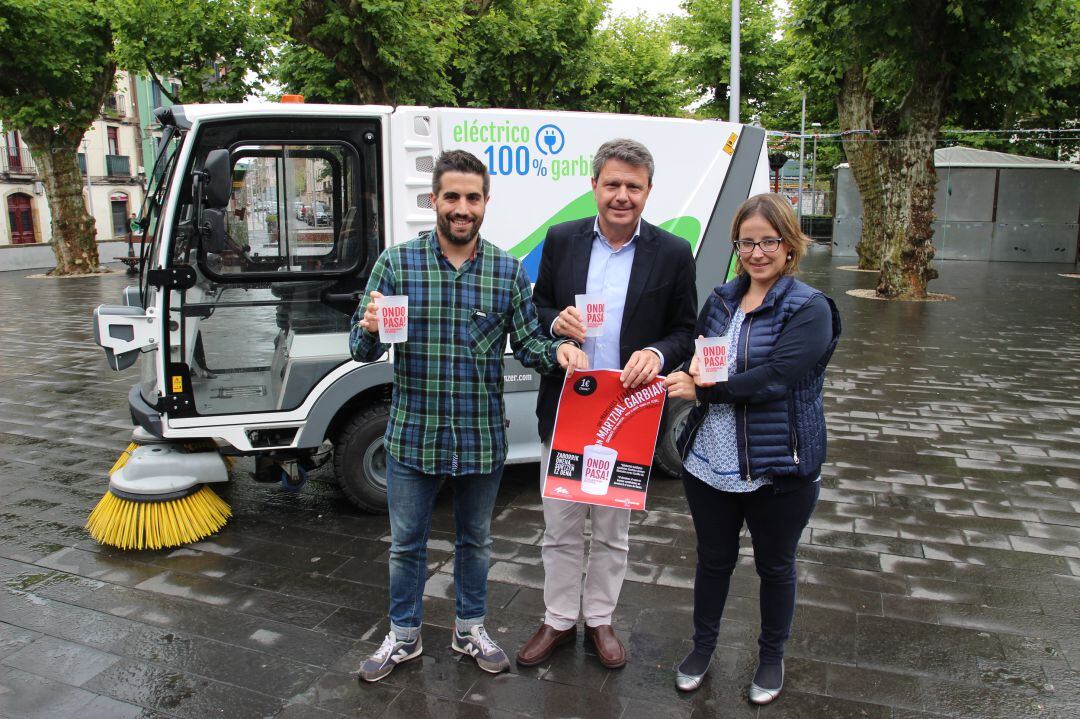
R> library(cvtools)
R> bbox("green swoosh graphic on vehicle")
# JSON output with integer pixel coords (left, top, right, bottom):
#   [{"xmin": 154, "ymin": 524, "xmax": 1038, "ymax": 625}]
[
  {"xmin": 509, "ymin": 191, "xmax": 704, "ymax": 261},
  {"xmin": 508, "ymin": 191, "xmax": 599, "ymax": 259},
  {"xmin": 657, "ymin": 216, "xmax": 702, "ymax": 252}
]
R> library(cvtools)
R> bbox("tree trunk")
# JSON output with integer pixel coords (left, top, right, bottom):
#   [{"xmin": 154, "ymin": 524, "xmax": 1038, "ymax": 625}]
[
  {"xmin": 874, "ymin": 122, "xmax": 940, "ymax": 299},
  {"xmin": 838, "ymin": 65, "xmax": 884, "ymax": 270},
  {"xmin": 843, "ymin": 4, "xmax": 949, "ymax": 298},
  {"xmin": 838, "ymin": 54, "xmax": 945, "ymax": 298},
  {"xmin": 24, "ymin": 127, "xmax": 101, "ymax": 276},
  {"xmin": 874, "ymin": 15, "xmax": 948, "ymax": 299}
]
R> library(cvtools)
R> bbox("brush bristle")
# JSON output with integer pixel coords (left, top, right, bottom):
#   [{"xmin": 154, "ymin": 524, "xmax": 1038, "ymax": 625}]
[
  {"xmin": 86, "ymin": 486, "xmax": 232, "ymax": 550},
  {"xmin": 108, "ymin": 442, "xmax": 139, "ymax": 476}
]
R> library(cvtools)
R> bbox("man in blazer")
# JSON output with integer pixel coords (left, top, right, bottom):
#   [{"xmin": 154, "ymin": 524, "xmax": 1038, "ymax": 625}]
[{"xmin": 517, "ymin": 138, "xmax": 697, "ymax": 669}]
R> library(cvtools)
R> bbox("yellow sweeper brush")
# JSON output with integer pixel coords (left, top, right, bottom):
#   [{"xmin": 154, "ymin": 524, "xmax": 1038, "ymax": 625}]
[{"xmin": 86, "ymin": 437, "xmax": 232, "ymax": 550}]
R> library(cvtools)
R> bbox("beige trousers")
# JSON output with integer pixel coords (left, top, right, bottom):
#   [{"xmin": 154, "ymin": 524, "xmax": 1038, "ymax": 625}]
[{"xmin": 540, "ymin": 442, "xmax": 631, "ymax": 630}]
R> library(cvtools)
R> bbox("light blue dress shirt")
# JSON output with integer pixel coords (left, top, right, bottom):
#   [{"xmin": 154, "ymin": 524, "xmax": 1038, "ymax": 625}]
[
  {"xmin": 550, "ymin": 218, "xmax": 664, "ymax": 370},
  {"xmin": 583, "ymin": 218, "xmax": 640, "ymax": 370}
]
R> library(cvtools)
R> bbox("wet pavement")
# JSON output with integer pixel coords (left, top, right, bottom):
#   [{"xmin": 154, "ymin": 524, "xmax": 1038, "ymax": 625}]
[{"xmin": 0, "ymin": 250, "xmax": 1078, "ymax": 718}]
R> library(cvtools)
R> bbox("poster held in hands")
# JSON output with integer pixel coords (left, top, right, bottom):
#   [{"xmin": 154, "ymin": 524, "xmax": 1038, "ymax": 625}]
[{"xmin": 544, "ymin": 369, "xmax": 666, "ymax": 510}]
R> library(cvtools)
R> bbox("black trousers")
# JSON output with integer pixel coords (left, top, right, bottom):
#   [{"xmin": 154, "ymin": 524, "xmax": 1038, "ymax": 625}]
[{"xmin": 681, "ymin": 472, "xmax": 819, "ymax": 664}]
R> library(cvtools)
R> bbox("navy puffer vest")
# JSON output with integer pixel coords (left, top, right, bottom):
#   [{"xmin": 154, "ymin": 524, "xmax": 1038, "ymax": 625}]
[{"xmin": 677, "ymin": 274, "xmax": 841, "ymax": 491}]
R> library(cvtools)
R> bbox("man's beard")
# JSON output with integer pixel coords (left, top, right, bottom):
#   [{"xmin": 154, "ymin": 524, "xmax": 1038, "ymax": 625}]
[{"xmin": 438, "ymin": 213, "xmax": 480, "ymax": 246}]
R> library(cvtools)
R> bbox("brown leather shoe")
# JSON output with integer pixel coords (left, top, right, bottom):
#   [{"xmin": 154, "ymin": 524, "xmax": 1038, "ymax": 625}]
[
  {"xmin": 516, "ymin": 623, "xmax": 577, "ymax": 667},
  {"xmin": 585, "ymin": 624, "xmax": 626, "ymax": 669}
]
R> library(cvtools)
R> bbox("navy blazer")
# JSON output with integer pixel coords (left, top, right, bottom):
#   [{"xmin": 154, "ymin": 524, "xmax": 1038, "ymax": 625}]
[{"xmin": 532, "ymin": 216, "xmax": 697, "ymax": 442}]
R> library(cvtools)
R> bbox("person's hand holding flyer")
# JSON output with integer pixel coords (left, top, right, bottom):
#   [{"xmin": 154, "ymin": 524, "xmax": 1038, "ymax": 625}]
[{"xmin": 543, "ymin": 369, "xmax": 667, "ymax": 510}]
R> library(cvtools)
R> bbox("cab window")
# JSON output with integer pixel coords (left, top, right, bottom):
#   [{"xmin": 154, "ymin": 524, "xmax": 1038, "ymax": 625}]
[{"xmin": 201, "ymin": 142, "xmax": 376, "ymax": 280}]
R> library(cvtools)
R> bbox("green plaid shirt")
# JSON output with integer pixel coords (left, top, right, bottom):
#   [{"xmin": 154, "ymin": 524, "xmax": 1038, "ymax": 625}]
[{"xmin": 350, "ymin": 231, "xmax": 563, "ymax": 476}]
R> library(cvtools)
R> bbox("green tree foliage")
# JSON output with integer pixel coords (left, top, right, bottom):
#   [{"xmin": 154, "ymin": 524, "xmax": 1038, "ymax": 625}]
[
  {"xmin": 455, "ymin": 0, "xmax": 605, "ymax": 109},
  {"xmin": 581, "ymin": 13, "xmax": 689, "ymax": 116},
  {"xmin": 267, "ymin": 1, "xmax": 693, "ymax": 117},
  {"xmin": 0, "ymin": 0, "xmax": 115, "ymax": 274},
  {"xmin": 674, "ymin": 0, "xmax": 783, "ymax": 122},
  {"xmin": 944, "ymin": 0, "xmax": 1078, "ymax": 160},
  {"xmin": 769, "ymin": 9, "xmax": 840, "ymax": 135},
  {"xmin": 789, "ymin": 0, "xmax": 1072, "ymax": 298},
  {"xmin": 264, "ymin": 0, "xmax": 466, "ymax": 105},
  {"xmin": 112, "ymin": 0, "xmax": 273, "ymax": 103},
  {"xmin": 273, "ymin": 42, "xmax": 360, "ymax": 104}
]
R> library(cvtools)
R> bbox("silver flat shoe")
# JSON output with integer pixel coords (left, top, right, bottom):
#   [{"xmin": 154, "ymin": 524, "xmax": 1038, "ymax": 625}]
[
  {"xmin": 675, "ymin": 668, "xmax": 707, "ymax": 692},
  {"xmin": 748, "ymin": 660, "xmax": 783, "ymax": 705},
  {"xmin": 674, "ymin": 652, "xmax": 711, "ymax": 692}
]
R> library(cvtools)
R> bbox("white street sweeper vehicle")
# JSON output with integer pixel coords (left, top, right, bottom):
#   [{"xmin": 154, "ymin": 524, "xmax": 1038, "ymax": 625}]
[{"xmin": 90, "ymin": 101, "xmax": 771, "ymax": 549}]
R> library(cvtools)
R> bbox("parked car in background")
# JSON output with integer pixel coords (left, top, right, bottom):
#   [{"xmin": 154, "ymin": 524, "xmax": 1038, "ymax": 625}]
[{"xmin": 304, "ymin": 201, "xmax": 330, "ymax": 226}]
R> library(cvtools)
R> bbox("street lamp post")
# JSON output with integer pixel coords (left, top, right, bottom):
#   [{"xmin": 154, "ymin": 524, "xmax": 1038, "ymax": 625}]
[
  {"xmin": 81, "ymin": 138, "xmax": 95, "ymax": 222},
  {"xmin": 730, "ymin": 0, "xmax": 740, "ymax": 124},
  {"xmin": 810, "ymin": 122, "xmax": 821, "ymax": 218},
  {"xmin": 797, "ymin": 93, "xmax": 806, "ymax": 226}
]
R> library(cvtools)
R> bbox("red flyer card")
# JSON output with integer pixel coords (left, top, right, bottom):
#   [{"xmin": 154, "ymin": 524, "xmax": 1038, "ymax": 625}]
[{"xmin": 544, "ymin": 369, "xmax": 667, "ymax": 510}]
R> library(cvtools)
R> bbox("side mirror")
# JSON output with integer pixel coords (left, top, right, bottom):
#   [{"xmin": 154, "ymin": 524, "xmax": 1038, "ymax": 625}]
[
  {"xmin": 203, "ymin": 149, "xmax": 231, "ymax": 208},
  {"xmin": 200, "ymin": 208, "xmax": 227, "ymax": 254}
]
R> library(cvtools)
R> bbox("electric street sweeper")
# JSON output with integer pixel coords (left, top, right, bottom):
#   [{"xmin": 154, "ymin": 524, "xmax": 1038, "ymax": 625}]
[{"xmin": 89, "ymin": 101, "xmax": 771, "ymax": 549}]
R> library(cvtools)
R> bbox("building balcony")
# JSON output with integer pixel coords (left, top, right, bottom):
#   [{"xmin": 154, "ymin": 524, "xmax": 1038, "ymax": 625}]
[
  {"xmin": 105, "ymin": 154, "xmax": 131, "ymax": 177},
  {"xmin": 77, "ymin": 154, "xmax": 134, "ymax": 178},
  {"xmin": 0, "ymin": 147, "xmax": 37, "ymax": 177},
  {"xmin": 103, "ymin": 94, "xmax": 126, "ymax": 117}
]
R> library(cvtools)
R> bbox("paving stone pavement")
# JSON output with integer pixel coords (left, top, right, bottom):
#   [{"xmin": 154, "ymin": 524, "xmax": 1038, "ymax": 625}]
[{"xmin": 0, "ymin": 250, "xmax": 1078, "ymax": 718}]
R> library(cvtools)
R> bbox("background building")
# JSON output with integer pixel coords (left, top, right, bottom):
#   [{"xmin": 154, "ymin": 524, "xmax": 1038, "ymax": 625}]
[
  {"xmin": 1, "ymin": 127, "xmax": 51, "ymax": 247},
  {"xmin": 131, "ymin": 74, "xmax": 177, "ymax": 181},
  {"xmin": 1, "ymin": 70, "xmax": 165, "ymax": 265},
  {"xmin": 77, "ymin": 70, "xmax": 145, "ymax": 244}
]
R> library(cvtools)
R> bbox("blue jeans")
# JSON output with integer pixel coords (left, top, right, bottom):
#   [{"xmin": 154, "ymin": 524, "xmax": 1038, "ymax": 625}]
[
  {"xmin": 681, "ymin": 472, "xmax": 820, "ymax": 664},
  {"xmin": 386, "ymin": 454, "xmax": 504, "ymax": 636}
]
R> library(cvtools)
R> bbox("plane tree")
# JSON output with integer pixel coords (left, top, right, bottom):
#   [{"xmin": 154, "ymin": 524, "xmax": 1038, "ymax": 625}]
[
  {"xmin": 789, "ymin": 0, "xmax": 1075, "ymax": 297},
  {"xmin": 0, "ymin": 0, "xmax": 115, "ymax": 274},
  {"xmin": 111, "ymin": 0, "xmax": 273, "ymax": 104},
  {"xmin": 581, "ymin": 13, "xmax": 690, "ymax": 117},
  {"xmin": 453, "ymin": 0, "xmax": 605, "ymax": 109},
  {"xmin": 674, "ymin": 0, "xmax": 785, "ymax": 123},
  {"xmin": 264, "ymin": 0, "xmax": 466, "ymax": 105}
]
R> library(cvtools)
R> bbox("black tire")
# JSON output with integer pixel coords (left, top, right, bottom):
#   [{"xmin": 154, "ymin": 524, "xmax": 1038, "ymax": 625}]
[
  {"xmin": 654, "ymin": 398, "xmax": 695, "ymax": 478},
  {"xmin": 333, "ymin": 403, "xmax": 390, "ymax": 513}
]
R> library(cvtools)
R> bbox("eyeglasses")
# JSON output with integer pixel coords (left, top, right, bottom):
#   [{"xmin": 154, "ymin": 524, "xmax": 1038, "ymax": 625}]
[{"xmin": 732, "ymin": 238, "xmax": 782, "ymax": 254}]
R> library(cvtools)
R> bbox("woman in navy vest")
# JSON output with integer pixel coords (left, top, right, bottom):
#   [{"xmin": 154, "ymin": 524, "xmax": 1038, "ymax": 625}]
[{"xmin": 664, "ymin": 193, "xmax": 841, "ymax": 703}]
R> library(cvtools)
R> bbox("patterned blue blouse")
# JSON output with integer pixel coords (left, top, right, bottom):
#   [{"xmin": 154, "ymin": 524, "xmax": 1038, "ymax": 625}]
[{"xmin": 684, "ymin": 307, "xmax": 773, "ymax": 493}]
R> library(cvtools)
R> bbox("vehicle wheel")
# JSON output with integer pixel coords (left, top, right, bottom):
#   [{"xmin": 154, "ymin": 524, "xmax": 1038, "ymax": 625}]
[
  {"xmin": 654, "ymin": 398, "xmax": 694, "ymax": 478},
  {"xmin": 333, "ymin": 403, "xmax": 390, "ymax": 513}
]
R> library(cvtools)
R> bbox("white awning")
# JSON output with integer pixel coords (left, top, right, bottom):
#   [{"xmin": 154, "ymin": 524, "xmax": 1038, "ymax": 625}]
[
  {"xmin": 934, "ymin": 146, "xmax": 1077, "ymax": 169},
  {"xmin": 837, "ymin": 145, "xmax": 1078, "ymax": 171}
]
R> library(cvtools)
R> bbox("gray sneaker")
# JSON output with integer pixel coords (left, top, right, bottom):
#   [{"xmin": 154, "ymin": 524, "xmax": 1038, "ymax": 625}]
[
  {"xmin": 452, "ymin": 625, "xmax": 510, "ymax": 674},
  {"xmin": 358, "ymin": 631, "xmax": 422, "ymax": 682}
]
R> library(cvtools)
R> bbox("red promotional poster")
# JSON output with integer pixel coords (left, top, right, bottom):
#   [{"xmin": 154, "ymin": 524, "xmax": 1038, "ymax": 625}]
[{"xmin": 544, "ymin": 369, "xmax": 667, "ymax": 510}]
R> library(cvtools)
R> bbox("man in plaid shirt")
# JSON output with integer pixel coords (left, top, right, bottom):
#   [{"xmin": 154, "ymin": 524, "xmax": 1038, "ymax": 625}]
[{"xmin": 350, "ymin": 150, "xmax": 587, "ymax": 682}]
